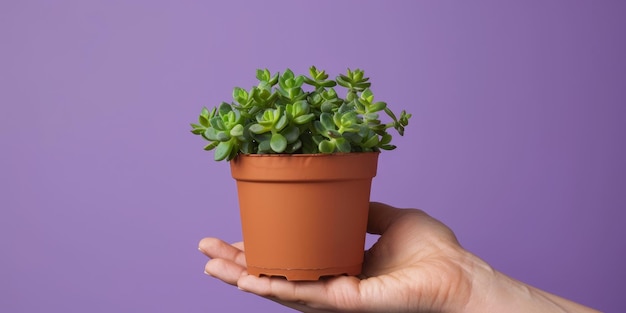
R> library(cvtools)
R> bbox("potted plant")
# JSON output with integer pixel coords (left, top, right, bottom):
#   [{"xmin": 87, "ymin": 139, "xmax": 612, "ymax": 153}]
[{"xmin": 191, "ymin": 66, "xmax": 411, "ymax": 281}]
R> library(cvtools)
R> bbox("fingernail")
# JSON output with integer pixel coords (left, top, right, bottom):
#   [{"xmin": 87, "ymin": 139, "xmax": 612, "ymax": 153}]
[
  {"xmin": 204, "ymin": 270, "xmax": 212, "ymax": 276},
  {"xmin": 237, "ymin": 282, "xmax": 248, "ymax": 292}
]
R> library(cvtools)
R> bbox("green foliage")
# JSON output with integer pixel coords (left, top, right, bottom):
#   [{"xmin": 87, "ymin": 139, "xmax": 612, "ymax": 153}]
[{"xmin": 191, "ymin": 67, "xmax": 412, "ymax": 161}]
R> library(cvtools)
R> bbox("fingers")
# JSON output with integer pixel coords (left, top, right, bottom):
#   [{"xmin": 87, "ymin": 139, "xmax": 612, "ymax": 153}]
[
  {"xmin": 199, "ymin": 238, "xmax": 248, "ymax": 286},
  {"xmin": 237, "ymin": 274, "xmax": 362, "ymax": 312},
  {"xmin": 367, "ymin": 202, "xmax": 436, "ymax": 235},
  {"xmin": 198, "ymin": 237, "xmax": 361, "ymax": 311},
  {"xmin": 237, "ymin": 275, "xmax": 311, "ymax": 301},
  {"xmin": 204, "ymin": 258, "xmax": 246, "ymax": 286},
  {"xmin": 198, "ymin": 237, "xmax": 246, "ymax": 267}
]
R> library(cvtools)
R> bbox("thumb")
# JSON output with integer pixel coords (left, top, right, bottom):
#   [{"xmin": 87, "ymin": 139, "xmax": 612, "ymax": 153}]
[{"xmin": 367, "ymin": 202, "xmax": 404, "ymax": 235}]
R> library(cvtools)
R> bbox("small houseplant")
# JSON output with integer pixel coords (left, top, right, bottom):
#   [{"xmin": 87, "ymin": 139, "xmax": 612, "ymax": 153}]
[{"xmin": 191, "ymin": 66, "xmax": 411, "ymax": 281}]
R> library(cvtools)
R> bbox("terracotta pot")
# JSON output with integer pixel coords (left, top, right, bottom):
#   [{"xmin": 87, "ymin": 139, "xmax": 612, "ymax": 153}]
[{"xmin": 230, "ymin": 152, "xmax": 379, "ymax": 281}]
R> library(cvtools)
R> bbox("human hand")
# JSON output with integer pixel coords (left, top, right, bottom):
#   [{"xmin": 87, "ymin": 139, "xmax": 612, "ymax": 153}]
[
  {"xmin": 199, "ymin": 202, "xmax": 600, "ymax": 313},
  {"xmin": 198, "ymin": 202, "xmax": 484, "ymax": 312}
]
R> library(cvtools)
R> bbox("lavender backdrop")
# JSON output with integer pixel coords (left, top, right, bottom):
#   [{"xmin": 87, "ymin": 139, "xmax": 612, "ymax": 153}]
[{"xmin": 2, "ymin": 1, "xmax": 624, "ymax": 312}]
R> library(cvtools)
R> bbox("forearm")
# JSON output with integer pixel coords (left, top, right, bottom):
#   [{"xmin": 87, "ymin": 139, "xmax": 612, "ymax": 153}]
[
  {"xmin": 466, "ymin": 269, "xmax": 600, "ymax": 313},
  {"xmin": 530, "ymin": 283, "xmax": 601, "ymax": 313}
]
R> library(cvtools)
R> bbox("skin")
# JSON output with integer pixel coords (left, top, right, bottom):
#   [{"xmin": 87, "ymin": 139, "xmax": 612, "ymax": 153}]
[{"xmin": 198, "ymin": 202, "xmax": 600, "ymax": 313}]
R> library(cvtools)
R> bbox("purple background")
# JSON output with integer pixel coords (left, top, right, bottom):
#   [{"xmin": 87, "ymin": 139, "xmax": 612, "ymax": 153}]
[{"xmin": 2, "ymin": 1, "xmax": 624, "ymax": 312}]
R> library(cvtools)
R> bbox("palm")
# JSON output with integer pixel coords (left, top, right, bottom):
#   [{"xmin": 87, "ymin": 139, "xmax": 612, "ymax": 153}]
[{"xmin": 199, "ymin": 203, "xmax": 477, "ymax": 313}]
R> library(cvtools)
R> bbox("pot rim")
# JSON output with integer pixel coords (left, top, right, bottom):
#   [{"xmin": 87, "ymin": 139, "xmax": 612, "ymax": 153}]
[
  {"xmin": 232, "ymin": 151, "xmax": 380, "ymax": 159},
  {"xmin": 230, "ymin": 151, "xmax": 379, "ymax": 182}
]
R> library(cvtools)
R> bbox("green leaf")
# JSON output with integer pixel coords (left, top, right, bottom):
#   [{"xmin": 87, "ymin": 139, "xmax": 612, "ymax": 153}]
[
  {"xmin": 282, "ymin": 126, "xmax": 299, "ymax": 143},
  {"xmin": 319, "ymin": 102, "xmax": 333, "ymax": 113},
  {"xmin": 303, "ymin": 76, "xmax": 317, "ymax": 87},
  {"xmin": 370, "ymin": 101, "xmax": 387, "ymax": 112},
  {"xmin": 361, "ymin": 88, "xmax": 374, "ymax": 103},
  {"xmin": 333, "ymin": 112, "xmax": 342, "ymax": 128},
  {"xmin": 285, "ymin": 140, "xmax": 302, "ymax": 153},
  {"xmin": 313, "ymin": 121, "xmax": 326, "ymax": 135},
  {"xmin": 240, "ymin": 141, "xmax": 255, "ymax": 154},
  {"xmin": 203, "ymin": 141, "xmax": 219, "ymax": 151},
  {"xmin": 293, "ymin": 113, "xmax": 314, "ymax": 125},
  {"xmin": 362, "ymin": 134, "xmax": 379, "ymax": 148},
  {"xmin": 354, "ymin": 82, "xmax": 371, "ymax": 90},
  {"xmin": 258, "ymin": 139, "xmax": 271, "ymax": 152},
  {"xmin": 218, "ymin": 102, "xmax": 232, "ymax": 115},
  {"xmin": 256, "ymin": 69, "xmax": 269, "ymax": 81},
  {"xmin": 302, "ymin": 135, "xmax": 318, "ymax": 154},
  {"xmin": 321, "ymin": 80, "xmax": 337, "ymax": 88},
  {"xmin": 327, "ymin": 129, "xmax": 341, "ymax": 138},
  {"xmin": 216, "ymin": 131, "xmax": 230, "ymax": 141},
  {"xmin": 357, "ymin": 125, "xmax": 370, "ymax": 137},
  {"xmin": 288, "ymin": 88, "xmax": 305, "ymax": 100},
  {"xmin": 204, "ymin": 128, "xmax": 219, "ymax": 141},
  {"xmin": 311, "ymin": 134, "xmax": 324, "ymax": 145},
  {"xmin": 320, "ymin": 113, "xmax": 335, "ymax": 131},
  {"xmin": 342, "ymin": 125, "xmax": 360, "ymax": 134},
  {"xmin": 364, "ymin": 112, "xmax": 379, "ymax": 121},
  {"xmin": 249, "ymin": 123, "xmax": 268, "ymax": 134},
  {"xmin": 252, "ymin": 84, "xmax": 274, "ymax": 104},
  {"xmin": 400, "ymin": 110, "xmax": 412, "ymax": 126},
  {"xmin": 198, "ymin": 115, "xmax": 209, "ymax": 127},
  {"xmin": 201, "ymin": 107, "xmax": 210, "ymax": 118},
  {"xmin": 294, "ymin": 75, "xmax": 305, "ymax": 87},
  {"xmin": 279, "ymin": 69, "xmax": 294, "ymax": 90},
  {"xmin": 343, "ymin": 132, "xmax": 362, "ymax": 144},
  {"xmin": 227, "ymin": 146, "xmax": 239, "ymax": 161},
  {"xmin": 269, "ymin": 72, "xmax": 279, "ymax": 85},
  {"xmin": 190, "ymin": 67, "xmax": 411, "ymax": 161},
  {"xmin": 318, "ymin": 140, "xmax": 335, "ymax": 153},
  {"xmin": 284, "ymin": 77, "xmax": 295, "ymax": 88},
  {"xmin": 214, "ymin": 141, "xmax": 234, "ymax": 161},
  {"xmin": 276, "ymin": 87, "xmax": 289, "ymax": 98},
  {"xmin": 233, "ymin": 87, "xmax": 248, "ymax": 104},
  {"xmin": 384, "ymin": 107, "xmax": 398, "ymax": 121},
  {"xmin": 335, "ymin": 76, "xmax": 350, "ymax": 88},
  {"xmin": 380, "ymin": 133, "xmax": 392, "ymax": 145},
  {"xmin": 308, "ymin": 92, "xmax": 322, "ymax": 106},
  {"xmin": 210, "ymin": 116, "xmax": 225, "ymax": 130},
  {"xmin": 309, "ymin": 65, "xmax": 320, "ymax": 78},
  {"xmin": 396, "ymin": 125, "xmax": 405, "ymax": 136},
  {"xmin": 275, "ymin": 112, "xmax": 288, "ymax": 131},
  {"xmin": 283, "ymin": 69, "xmax": 294, "ymax": 79},
  {"xmin": 335, "ymin": 138, "xmax": 351, "ymax": 153},
  {"xmin": 270, "ymin": 133, "xmax": 287, "ymax": 153},
  {"xmin": 190, "ymin": 123, "xmax": 205, "ymax": 134},
  {"xmin": 340, "ymin": 111, "xmax": 357, "ymax": 126},
  {"xmin": 293, "ymin": 100, "xmax": 309, "ymax": 115},
  {"xmin": 191, "ymin": 128, "xmax": 205, "ymax": 135},
  {"xmin": 260, "ymin": 108, "xmax": 275, "ymax": 123},
  {"xmin": 322, "ymin": 88, "xmax": 338, "ymax": 100},
  {"xmin": 230, "ymin": 124, "xmax": 244, "ymax": 137}
]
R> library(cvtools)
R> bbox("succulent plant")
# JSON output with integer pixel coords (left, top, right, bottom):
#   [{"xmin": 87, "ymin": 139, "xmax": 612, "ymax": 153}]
[{"xmin": 191, "ymin": 66, "xmax": 411, "ymax": 161}]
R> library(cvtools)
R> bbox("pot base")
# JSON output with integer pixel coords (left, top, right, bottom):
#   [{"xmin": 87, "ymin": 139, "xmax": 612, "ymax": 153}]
[{"xmin": 247, "ymin": 264, "xmax": 362, "ymax": 281}]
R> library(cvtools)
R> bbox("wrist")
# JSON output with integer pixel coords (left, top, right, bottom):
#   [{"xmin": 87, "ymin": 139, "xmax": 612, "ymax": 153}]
[
  {"xmin": 463, "ymin": 258, "xmax": 599, "ymax": 313},
  {"xmin": 473, "ymin": 271, "xmax": 566, "ymax": 313}
]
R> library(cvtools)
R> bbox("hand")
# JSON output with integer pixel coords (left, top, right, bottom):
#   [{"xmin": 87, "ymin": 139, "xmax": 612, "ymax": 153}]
[
  {"xmin": 198, "ymin": 202, "xmax": 600, "ymax": 313},
  {"xmin": 199, "ymin": 202, "xmax": 483, "ymax": 312}
]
